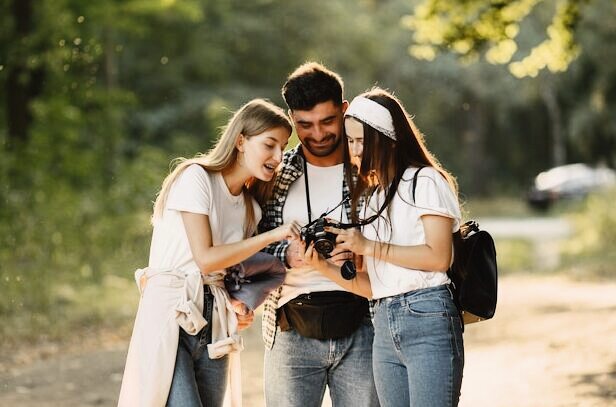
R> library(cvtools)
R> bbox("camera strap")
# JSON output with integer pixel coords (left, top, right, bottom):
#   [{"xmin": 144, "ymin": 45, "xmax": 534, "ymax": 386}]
[
  {"xmin": 299, "ymin": 147, "xmax": 395, "ymax": 230},
  {"xmin": 302, "ymin": 153, "xmax": 314, "ymax": 224},
  {"xmin": 301, "ymin": 149, "xmax": 344, "ymax": 225}
]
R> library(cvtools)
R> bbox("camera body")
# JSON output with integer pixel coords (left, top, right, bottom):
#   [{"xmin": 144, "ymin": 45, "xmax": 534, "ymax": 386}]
[
  {"xmin": 300, "ymin": 217, "xmax": 339, "ymax": 256},
  {"xmin": 300, "ymin": 217, "xmax": 357, "ymax": 280}
]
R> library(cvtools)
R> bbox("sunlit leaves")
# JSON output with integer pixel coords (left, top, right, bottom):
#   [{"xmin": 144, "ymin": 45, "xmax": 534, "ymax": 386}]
[
  {"xmin": 405, "ymin": 0, "xmax": 590, "ymax": 77},
  {"xmin": 509, "ymin": 1, "xmax": 583, "ymax": 77},
  {"xmin": 486, "ymin": 38, "xmax": 517, "ymax": 64}
]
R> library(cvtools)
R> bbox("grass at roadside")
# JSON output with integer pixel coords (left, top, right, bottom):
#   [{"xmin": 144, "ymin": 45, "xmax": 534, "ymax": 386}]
[
  {"xmin": 493, "ymin": 238, "xmax": 534, "ymax": 274},
  {"xmin": 463, "ymin": 193, "xmax": 615, "ymax": 280},
  {"xmin": 558, "ymin": 189, "xmax": 616, "ymax": 281},
  {"xmin": 1, "ymin": 275, "xmax": 138, "ymax": 356},
  {"xmin": 463, "ymin": 195, "xmax": 587, "ymax": 219},
  {"xmin": 462, "ymin": 195, "xmax": 533, "ymax": 218}
]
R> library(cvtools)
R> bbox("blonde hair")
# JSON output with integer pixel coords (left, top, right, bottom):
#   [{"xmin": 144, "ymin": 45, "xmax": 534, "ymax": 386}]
[{"xmin": 152, "ymin": 99, "xmax": 291, "ymax": 237}]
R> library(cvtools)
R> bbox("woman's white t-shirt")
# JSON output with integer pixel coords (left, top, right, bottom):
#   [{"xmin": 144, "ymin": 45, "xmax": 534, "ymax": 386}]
[
  {"xmin": 148, "ymin": 164, "xmax": 261, "ymax": 273},
  {"xmin": 361, "ymin": 166, "xmax": 461, "ymax": 299}
]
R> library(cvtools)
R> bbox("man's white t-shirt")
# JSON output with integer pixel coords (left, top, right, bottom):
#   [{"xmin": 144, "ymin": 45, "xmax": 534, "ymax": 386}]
[
  {"xmin": 361, "ymin": 166, "xmax": 461, "ymax": 299},
  {"xmin": 148, "ymin": 164, "xmax": 261, "ymax": 273},
  {"xmin": 278, "ymin": 162, "xmax": 349, "ymax": 307}
]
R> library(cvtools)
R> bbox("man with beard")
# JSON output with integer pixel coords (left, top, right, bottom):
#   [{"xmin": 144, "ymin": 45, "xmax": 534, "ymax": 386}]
[{"xmin": 259, "ymin": 62, "xmax": 379, "ymax": 406}]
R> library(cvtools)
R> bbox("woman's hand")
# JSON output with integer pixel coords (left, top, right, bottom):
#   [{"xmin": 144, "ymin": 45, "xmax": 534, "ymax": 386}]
[
  {"xmin": 271, "ymin": 221, "xmax": 301, "ymax": 242},
  {"xmin": 326, "ymin": 227, "xmax": 371, "ymax": 256},
  {"xmin": 230, "ymin": 299, "xmax": 255, "ymax": 331},
  {"xmin": 236, "ymin": 310, "xmax": 254, "ymax": 331}
]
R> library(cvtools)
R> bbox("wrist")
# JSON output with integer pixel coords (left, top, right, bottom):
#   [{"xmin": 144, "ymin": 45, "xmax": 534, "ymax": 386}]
[
  {"xmin": 360, "ymin": 239, "xmax": 372, "ymax": 256},
  {"xmin": 266, "ymin": 228, "xmax": 279, "ymax": 244}
]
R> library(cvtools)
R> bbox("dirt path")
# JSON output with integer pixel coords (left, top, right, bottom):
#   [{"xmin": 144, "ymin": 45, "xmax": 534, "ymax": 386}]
[{"xmin": 1, "ymin": 274, "xmax": 615, "ymax": 406}]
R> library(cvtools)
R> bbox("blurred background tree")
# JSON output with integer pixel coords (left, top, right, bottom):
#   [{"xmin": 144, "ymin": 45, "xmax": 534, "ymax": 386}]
[{"xmin": 0, "ymin": 0, "xmax": 614, "ymax": 342}]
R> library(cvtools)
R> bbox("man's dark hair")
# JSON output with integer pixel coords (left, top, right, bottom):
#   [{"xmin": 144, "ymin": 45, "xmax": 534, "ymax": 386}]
[{"xmin": 282, "ymin": 62, "xmax": 344, "ymax": 111}]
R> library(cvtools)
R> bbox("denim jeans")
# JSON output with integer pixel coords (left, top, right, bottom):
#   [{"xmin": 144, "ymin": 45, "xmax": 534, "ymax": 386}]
[
  {"xmin": 264, "ymin": 317, "xmax": 379, "ymax": 407},
  {"xmin": 371, "ymin": 285, "xmax": 464, "ymax": 407},
  {"xmin": 167, "ymin": 286, "xmax": 229, "ymax": 407}
]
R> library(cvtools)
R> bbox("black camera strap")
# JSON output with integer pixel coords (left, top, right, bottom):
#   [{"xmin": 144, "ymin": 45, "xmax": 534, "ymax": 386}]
[
  {"xmin": 299, "ymin": 147, "xmax": 396, "ymax": 231},
  {"xmin": 303, "ymin": 154, "xmax": 314, "ymax": 224},
  {"xmin": 301, "ymin": 149, "xmax": 345, "ymax": 225}
]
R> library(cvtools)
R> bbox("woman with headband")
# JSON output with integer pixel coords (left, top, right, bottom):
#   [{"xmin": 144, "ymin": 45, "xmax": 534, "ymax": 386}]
[{"xmin": 304, "ymin": 87, "xmax": 464, "ymax": 406}]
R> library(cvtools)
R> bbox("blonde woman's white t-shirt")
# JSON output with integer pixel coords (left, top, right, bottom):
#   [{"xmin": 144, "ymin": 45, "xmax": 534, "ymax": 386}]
[
  {"xmin": 148, "ymin": 164, "xmax": 261, "ymax": 273},
  {"xmin": 361, "ymin": 166, "xmax": 461, "ymax": 299}
]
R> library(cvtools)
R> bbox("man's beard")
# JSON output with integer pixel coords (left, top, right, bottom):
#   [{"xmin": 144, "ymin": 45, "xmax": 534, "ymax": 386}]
[{"xmin": 302, "ymin": 133, "xmax": 342, "ymax": 157}]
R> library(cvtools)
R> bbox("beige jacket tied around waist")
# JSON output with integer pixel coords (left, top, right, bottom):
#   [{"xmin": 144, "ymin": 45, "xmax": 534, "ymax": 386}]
[{"xmin": 117, "ymin": 267, "xmax": 244, "ymax": 407}]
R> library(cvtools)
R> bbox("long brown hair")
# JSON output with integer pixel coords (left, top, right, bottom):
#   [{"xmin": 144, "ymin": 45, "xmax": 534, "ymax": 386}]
[
  {"xmin": 152, "ymin": 99, "xmax": 291, "ymax": 237},
  {"xmin": 349, "ymin": 87, "xmax": 459, "ymax": 224}
]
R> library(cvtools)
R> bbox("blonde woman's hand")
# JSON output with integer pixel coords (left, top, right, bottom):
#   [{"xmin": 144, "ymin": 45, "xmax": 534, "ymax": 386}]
[
  {"xmin": 236, "ymin": 310, "xmax": 254, "ymax": 331},
  {"xmin": 230, "ymin": 299, "xmax": 254, "ymax": 331},
  {"xmin": 271, "ymin": 221, "xmax": 301, "ymax": 242},
  {"xmin": 326, "ymin": 227, "xmax": 370, "ymax": 256}
]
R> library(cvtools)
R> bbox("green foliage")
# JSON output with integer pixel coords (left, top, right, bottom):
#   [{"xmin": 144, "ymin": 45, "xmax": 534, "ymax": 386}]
[
  {"xmin": 495, "ymin": 238, "xmax": 535, "ymax": 273},
  {"xmin": 560, "ymin": 189, "xmax": 616, "ymax": 279},
  {"xmin": 463, "ymin": 196, "xmax": 534, "ymax": 218},
  {"xmin": 405, "ymin": 0, "xmax": 593, "ymax": 77}
]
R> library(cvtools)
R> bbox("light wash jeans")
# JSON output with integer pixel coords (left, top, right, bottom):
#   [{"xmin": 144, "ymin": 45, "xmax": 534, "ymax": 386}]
[
  {"xmin": 371, "ymin": 285, "xmax": 464, "ymax": 407},
  {"xmin": 264, "ymin": 317, "xmax": 380, "ymax": 407},
  {"xmin": 167, "ymin": 287, "xmax": 229, "ymax": 407}
]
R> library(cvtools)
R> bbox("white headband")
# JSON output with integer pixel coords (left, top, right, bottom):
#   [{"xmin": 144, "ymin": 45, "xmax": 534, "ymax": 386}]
[{"xmin": 345, "ymin": 96, "xmax": 396, "ymax": 140}]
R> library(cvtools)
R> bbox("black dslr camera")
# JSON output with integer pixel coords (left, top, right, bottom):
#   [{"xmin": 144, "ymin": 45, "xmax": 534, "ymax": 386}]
[
  {"xmin": 299, "ymin": 195, "xmax": 386, "ymax": 281},
  {"xmin": 301, "ymin": 215, "xmax": 357, "ymax": 280},
  {"xmin": 301, "ymin": 217, "xmax": 339, "ymax": 257}
]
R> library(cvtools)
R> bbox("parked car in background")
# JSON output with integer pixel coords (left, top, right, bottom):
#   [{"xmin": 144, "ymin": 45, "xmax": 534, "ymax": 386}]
[{"xmin": 527, "ymin": 163, "xmax": 616, "ymax": 210}]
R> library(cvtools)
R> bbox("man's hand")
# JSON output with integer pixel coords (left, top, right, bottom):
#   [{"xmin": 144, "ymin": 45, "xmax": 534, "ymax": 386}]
[{"xmin": 285, "ymin": 239, "xmax": 307, "ymax": 268}]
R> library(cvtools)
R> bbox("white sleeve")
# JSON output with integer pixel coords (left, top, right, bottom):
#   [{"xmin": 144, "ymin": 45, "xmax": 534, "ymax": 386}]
[
  {"xmin": 412, "ymin": 168, "xmax": 461, "ymax": 232},
  {"xmin": 166, "ymin": 164, "xmax": 212, "ymax": 215}
]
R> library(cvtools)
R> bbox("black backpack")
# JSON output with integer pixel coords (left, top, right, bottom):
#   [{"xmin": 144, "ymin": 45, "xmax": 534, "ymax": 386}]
[{"xmin": 412, "ymin": 168, "xmax": 498, "ymax": 325}]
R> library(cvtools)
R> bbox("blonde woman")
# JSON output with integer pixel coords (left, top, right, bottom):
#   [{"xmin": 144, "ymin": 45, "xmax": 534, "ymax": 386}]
[{"xmin": 118, "ymin": 99, "xmax": 300, "ymax": 407}]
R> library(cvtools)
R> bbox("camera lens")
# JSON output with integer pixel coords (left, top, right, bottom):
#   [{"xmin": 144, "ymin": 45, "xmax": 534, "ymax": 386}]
[{"xmin": 314, "ymin": 238, "xmax": 335, "ymax": 255}]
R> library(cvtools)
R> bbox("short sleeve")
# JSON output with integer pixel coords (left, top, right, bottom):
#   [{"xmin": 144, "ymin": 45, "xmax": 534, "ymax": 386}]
[
  {"xmin": 166, "ymin": 164, "xmax": 212, "ymax": 215},
  {"xmin": 412, "ymin": 167, "xmax": 461, "ymax": 232}
]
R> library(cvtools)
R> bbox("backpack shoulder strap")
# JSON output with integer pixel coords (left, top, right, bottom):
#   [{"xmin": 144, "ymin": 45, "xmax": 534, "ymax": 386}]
[{"xmin": 412, "ymin": 166, "xmax": 424, "ymax": 202}]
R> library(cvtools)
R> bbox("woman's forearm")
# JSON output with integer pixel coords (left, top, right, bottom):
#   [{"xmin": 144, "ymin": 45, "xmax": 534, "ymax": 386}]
[
  {"xmin": 194, "ymin": 230, "xmax": 280, "ymax": 274},
  {"xmin": 365, "ymin": 240, "xmax": 451, "ymax": 273},
  {"xmin": 315, "ymin": 261, "xmax": 373, "ymax": 299}
]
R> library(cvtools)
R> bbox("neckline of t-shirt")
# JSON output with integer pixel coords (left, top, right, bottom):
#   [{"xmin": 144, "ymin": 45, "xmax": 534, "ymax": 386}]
[
  {"xmin": 216, "ymin": 171, "xmax": 244, "ymax": 205},
  {"xmin": 305, "ymin": 162, "xmax": 344, "ymax": 172}
]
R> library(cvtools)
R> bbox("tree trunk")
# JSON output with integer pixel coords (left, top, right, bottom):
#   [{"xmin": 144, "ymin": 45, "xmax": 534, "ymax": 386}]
[
  {"xmin": 541, "ymin": 83, "xmax": 565, "ymax": 167},
  {"xmin": 6, "ymin": 0, "xmax": 44, "ymax": 150},
  {"xmin": 463, "ymin": 98, "xmax": 488, "ymax": 195},
  {"xmin": 103, "ymin": 27, "xmax": 118, "ymax": 89}
]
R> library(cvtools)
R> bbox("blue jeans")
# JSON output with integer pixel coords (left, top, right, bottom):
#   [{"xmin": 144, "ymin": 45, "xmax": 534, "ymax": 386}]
[
  {"xmin": 371, "ymin": 285, "xmax": 464, "ymax": 407},
  {"xmin": 264, "ymin": 317, "xmax": 379, "ymax": 407},
  {"xmin": 167, "ymin": 287, "xmax": 229, "ymax": 407}
]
